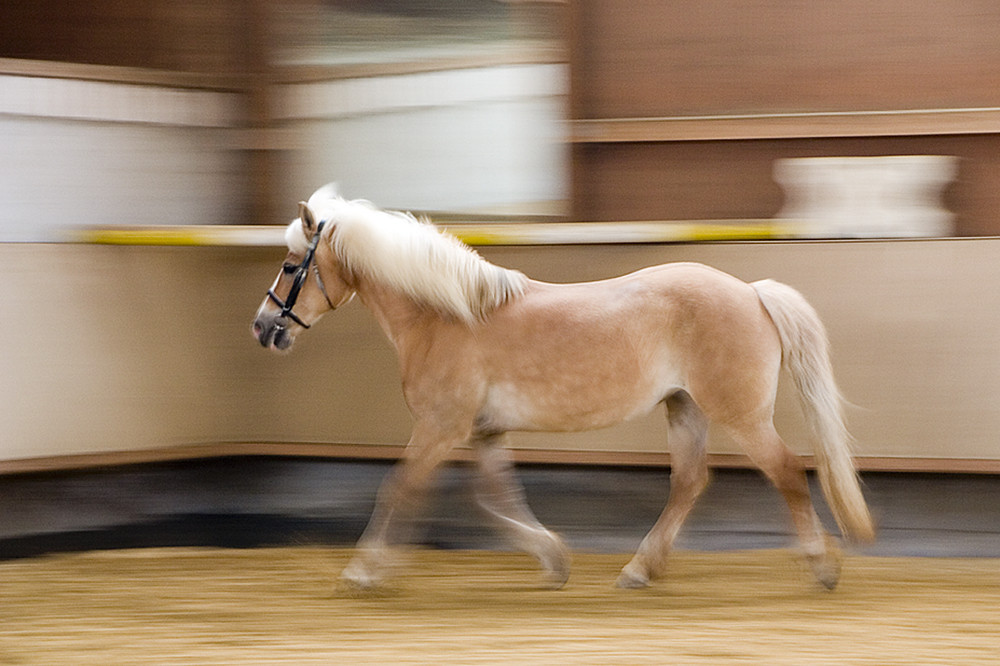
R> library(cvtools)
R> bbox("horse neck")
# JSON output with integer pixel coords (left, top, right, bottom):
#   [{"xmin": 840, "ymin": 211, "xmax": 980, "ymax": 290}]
[{"xmin": 354, "ymin": 277, "xmax": 439, "ymax": 351}]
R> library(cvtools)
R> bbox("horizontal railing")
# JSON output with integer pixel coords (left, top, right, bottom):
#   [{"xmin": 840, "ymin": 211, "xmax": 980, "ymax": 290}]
[
  {"xmin": 571, "ymin": 107, "xmax": 1000, "ymax": 143},
  {"xmin": 70, "ymin": 219, "xmax": 803, "ymax": 247}
]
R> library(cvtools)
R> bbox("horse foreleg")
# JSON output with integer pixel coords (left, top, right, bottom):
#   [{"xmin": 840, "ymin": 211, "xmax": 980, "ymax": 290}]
[
  {"xmin": 472, "ymin": 434, "xmax": 570, "ymax": 588},
  {"xmin": 340, "ymin": 421, "xmax": 468, "ymax": 591},
  {"xmin": 618, "ymin": 392, "xmax": 710, "ymax": 588}
]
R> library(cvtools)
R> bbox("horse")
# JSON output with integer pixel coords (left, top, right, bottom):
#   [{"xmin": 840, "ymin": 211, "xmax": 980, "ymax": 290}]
[{"xmin": 251, "ymin": 185, "xmax": 875, "ymax": 591}]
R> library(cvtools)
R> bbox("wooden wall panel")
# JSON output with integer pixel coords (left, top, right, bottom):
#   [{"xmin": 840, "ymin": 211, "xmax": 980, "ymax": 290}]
[
  {"xmin": 0, "ymin": 0, "xmax": 253, "ymax": 74},
  {"xmin": 571, "ymin": 0, "xmax": 1000, "ymax": 119},
  {"xmin": 569, "ymin": 0, "xmax": 1000, "ymax": 234},
  {"xmin": 573, "ymin": 135, "xmax": 1000, "ymax": 235}
]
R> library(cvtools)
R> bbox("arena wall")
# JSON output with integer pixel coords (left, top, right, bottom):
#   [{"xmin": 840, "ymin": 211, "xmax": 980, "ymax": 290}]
[{"xmin": 3, "ymin": 237, "xmax": 999, "ymax": 473}]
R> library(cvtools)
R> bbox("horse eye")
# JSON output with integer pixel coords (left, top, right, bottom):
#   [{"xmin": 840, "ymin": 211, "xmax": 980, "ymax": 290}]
[{"xmin": 282, "ymin": 263, "xmax": 297, "ymax": 275}]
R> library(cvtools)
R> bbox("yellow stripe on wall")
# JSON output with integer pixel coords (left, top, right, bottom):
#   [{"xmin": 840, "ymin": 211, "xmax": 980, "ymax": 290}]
[{"xmin": 73, "ymin": 220, "xmax": 802, "ymax": 247}]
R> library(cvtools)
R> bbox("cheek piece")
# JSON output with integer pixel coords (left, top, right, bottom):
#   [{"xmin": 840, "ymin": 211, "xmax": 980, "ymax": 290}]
[{"xmin": 266, "ymin": 220, "xmax": 330, "ymax": 329}]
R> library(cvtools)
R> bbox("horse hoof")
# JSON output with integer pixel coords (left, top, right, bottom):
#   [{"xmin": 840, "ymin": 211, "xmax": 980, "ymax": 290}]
[
  {"xmin": 809, "ymin": 557, "xmax": 842, "ymax": 590},
  {"xmin": 615, "ymin": 567, "xmax": 650, "ymax": 589},
  {"xmin": 543, "ymin": 563, "xmax": 570, "ymax": 590},
  {"xmin": 338, "ymin": 577, "xmax": 377, "ymax": 597},
  {"xmin": 806, "ymin": 541, "xmax": 843, "ymax": 590},
  {"xmin": 339, "ymin": 558, "xmax": 385, "ymax": 593},
  {"xmin": 540, "ymin": 540, "xmax": 571, "ymax": 589}
]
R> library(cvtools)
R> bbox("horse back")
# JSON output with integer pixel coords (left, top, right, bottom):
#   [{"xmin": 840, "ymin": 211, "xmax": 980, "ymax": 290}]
[{"xmin": 464, "ymin": 262, "xmax": 782, "ymax": 432}]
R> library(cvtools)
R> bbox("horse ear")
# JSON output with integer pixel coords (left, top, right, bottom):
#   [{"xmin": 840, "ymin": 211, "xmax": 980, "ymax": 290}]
[{"xmin": 298, "ymin": 202, "xmax": 317, "ymax": 233}]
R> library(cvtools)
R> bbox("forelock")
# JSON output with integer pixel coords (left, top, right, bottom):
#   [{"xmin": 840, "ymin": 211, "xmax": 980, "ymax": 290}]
[{"xmin": 284, "ymin": 218, "xmax": 309, "ymax": 254}]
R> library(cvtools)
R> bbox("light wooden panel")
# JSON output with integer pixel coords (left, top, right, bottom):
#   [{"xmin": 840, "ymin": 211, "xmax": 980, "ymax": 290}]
[{"xmin": 3, "ymin": 239, "xmax": 1000, "ymax": 473}]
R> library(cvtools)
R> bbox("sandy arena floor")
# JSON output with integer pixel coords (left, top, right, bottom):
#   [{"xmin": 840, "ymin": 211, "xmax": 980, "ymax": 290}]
[{"xmin": 2, "ymin": 546, "xmax": 998, "ymax": 665}]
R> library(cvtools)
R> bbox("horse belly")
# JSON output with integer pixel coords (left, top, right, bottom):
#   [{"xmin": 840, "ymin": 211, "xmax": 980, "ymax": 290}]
[{"xmin": 480, "ymin": 362, "xmax": 678, "ymax": 433}]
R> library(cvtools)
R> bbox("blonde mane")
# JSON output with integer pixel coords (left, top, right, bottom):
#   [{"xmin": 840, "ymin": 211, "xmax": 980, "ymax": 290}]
[{"xmin": 286, "ymin": 187, "xmax": 527, "ymax": 323}]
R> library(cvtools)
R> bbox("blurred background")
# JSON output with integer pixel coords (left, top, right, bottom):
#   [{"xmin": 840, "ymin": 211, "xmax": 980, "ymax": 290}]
[
  {"xmin": 3, "ymin": 1, "xmax": 1000, "ymax": 558},
  {"xmin": 5, "ymin": 0, "xmax": 1000, "ymax": 240},
  {"xmin": 0, "ymin": 0, "xmax": 567, "ymax": 241}
]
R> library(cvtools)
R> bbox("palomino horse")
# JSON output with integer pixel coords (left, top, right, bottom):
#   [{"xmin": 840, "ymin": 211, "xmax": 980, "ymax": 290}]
[{"xmin": 252, "ymin": 185, "xmax": 875, "ymax": 591}]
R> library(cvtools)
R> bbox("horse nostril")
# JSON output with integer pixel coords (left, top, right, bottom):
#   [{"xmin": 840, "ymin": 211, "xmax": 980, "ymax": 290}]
[{"xmin": 252, "ymin": 320, "xmax": 271, "ymax": 347}]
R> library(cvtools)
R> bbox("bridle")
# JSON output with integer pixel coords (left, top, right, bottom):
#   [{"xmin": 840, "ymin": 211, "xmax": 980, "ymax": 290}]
[{"xmin": 266, "ymin": 220, "xmax": 337, "ymax": 329}]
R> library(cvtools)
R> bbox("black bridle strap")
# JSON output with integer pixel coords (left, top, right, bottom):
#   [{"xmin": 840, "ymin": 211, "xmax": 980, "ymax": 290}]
[
  {"xmin": 266, "ymin": 220, "xmax": 326, "ymax": 329},
  {"xmin": 266, "ymin": 288, "xmax": 312, "ymax": 328}
]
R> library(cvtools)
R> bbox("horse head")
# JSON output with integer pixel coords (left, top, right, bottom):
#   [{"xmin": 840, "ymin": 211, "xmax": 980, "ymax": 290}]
[{"xmin": 251, "ymin": 199, "xmax": 354, "ymax": 351}]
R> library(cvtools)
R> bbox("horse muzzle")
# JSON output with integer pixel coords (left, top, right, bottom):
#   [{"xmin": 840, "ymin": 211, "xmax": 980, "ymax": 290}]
[{"xmin": 252, "ymin": 314, "xmax": 295, "ymax": 352}]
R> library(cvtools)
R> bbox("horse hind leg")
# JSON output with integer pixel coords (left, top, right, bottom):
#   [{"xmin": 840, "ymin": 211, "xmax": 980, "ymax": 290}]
[
  {"xmin": 618, "ymin": 391, "xmax": 710, "ymax": 588},
  {"xmin": 725, "ymin": 418, "xmax": 842, "ymax": 590},
  {"xmin": 472, "ymin": 434, "xmax": 570, "ymax": 588}
]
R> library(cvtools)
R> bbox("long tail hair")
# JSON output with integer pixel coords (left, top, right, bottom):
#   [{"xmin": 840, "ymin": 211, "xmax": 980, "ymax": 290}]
[{"xmin": 752, "ymin": 279, "xmax": 876, "ymax": 543}]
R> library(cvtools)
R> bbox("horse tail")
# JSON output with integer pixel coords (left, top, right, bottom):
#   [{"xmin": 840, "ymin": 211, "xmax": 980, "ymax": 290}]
[{"xmin": 751, "ymin": 279, "xmax": 875, "ymax": 543}]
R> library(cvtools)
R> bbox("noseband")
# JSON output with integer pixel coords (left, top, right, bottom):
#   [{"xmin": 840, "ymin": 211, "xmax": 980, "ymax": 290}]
[{"xmin": 266, "ymin": 220, "xmax": 336, "ymax": 329}]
